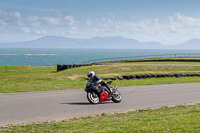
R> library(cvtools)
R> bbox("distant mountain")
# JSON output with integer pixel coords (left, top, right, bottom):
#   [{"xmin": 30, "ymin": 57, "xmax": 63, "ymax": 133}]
[
  {"xmin": 0, "ymin": 36, "xmax": 84, "ymax": 48},
  {"xmin": 28, "ymin": 36, "xmax": 84, "ymax": 48},
  {"xmin": 82, "ymin": 36, "xmax": 143, "ymax": 49},
  {"xmin": 1, "ymin": 36, "xmax": 200, "ymax": 49},
  {"xmin": 85, "ymin": 36, "xmax": 164, "ymax": 49},
  {"xmin": 0, "ymin": 36, "xmax": 163, "ymax": 49},
  {"xmin": 142, "ymin": 41, "xmax": 163, "ymax": 49},
  {"xmin": 169, "ymin": 38, "xmax": 200, "ymax": 49}
]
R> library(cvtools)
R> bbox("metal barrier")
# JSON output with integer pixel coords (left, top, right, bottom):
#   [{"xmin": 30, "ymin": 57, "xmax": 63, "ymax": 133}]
[{"xmin": 83, "ymin": 53, "xmax": 200, "ymax": 64}]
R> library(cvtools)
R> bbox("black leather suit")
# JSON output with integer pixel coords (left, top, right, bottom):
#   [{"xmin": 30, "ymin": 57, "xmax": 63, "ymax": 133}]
[{"xmin": 89, "ymin": 75, "xmax": 111, "ymax": 93}]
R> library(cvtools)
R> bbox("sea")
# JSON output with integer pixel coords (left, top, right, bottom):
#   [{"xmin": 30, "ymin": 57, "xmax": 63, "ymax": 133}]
[{"xmin": 0, "ymin": 48, "xmax": 200, "ymax": 66}]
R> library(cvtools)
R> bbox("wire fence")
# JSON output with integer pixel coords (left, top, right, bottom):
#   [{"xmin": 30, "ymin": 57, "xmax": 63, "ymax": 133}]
[{"xmin": 83, "ymin": 53, "xmax": 200, "ymax": 64}]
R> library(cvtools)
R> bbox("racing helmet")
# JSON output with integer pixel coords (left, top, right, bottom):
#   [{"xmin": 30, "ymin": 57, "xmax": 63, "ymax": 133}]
[{"xmin": 87, "ymin": 71, "xmax": 95, "ymax": 79}]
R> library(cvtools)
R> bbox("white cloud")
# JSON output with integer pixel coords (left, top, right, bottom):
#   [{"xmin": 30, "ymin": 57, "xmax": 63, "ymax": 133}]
[
  {"xmin": 89, "ymin": 15, "xmax": 163, "ymax": 37},
  {"xmin": 1, "ymin": 10, "xmax": 200, "ymax": 44},
  {"xmin": 0, "ymin": 10, "xmax": 79, "ymax": 42},
  {"xmin": 0, "ymin": 19, "xmax": 7, "ymax": 26},
  {"xmin": 21, "ymin": 27, "xmax": 30, "ymax": 33},
  {"xmin": 64, "ymin": 16, "xmax": 75, "ymax": 25},
  {"xmin": 106, "ymin": 12, "xmax": 115, "ymax": 18},
  {"xmin": 43, "ymin": 16, "xmax": 60, "ymax": 25},
  {"xmin": 82, "ymin": 13, "xmax": 200, "ymax": 44},
  {"xmin": 0, "ymin": 10, "xmax": 22, "ymax": 26},
  {"xmin": 36, "ymin": 29, "xmax": 46, "ymax": 34},
  {"xmin": 86, "ymin": 20, "xmax": 92, "ymax": 25},
  {"xmin": 171, "ymin": 13, "xmax": 200, "ymax": 26},
  {"xmin": 165, "ymin": 13, "xmax": 200, "ymax": 41}
]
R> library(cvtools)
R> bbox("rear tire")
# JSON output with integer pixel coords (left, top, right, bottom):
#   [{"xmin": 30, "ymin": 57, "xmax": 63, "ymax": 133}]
[
  {"xmin": 87, "ymin": 92, "xmax": 99, "ymax": 104},
  {"xmin": 112, "ymin": 90, "xmax": 122, "ymax": 103}
]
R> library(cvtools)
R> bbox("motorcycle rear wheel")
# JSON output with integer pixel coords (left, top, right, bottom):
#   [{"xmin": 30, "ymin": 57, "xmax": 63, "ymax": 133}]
[
  {"xmin": 87, "ymin": 92, "xmax": 100, "ymax": 104},
  {"xmin": 112, "ymin": 90, "xmax": 122, "ymax": 103}
]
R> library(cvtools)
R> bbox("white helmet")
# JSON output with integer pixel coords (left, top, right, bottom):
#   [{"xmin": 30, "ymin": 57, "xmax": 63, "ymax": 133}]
[{"xmin": 87, "ymin": 71, "xmax": 95, "ymax": 79}]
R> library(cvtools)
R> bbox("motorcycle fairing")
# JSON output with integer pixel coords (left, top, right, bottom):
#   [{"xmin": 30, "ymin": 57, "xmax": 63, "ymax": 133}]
[{"xmin": 99, "ymin": 92, "xmax": 109, "ymax": 102}]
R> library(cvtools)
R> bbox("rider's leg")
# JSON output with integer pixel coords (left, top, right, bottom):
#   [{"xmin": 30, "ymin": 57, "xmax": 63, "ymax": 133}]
[{"xmin": 101, "ymin": 81, "xmax": 112, "ymax": 94}]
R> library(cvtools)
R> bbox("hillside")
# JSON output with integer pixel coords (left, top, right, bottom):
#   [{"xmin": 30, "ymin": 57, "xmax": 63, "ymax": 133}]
[
  {"xmin": 0, "ymin": 36, "xmax": 200, "ymax": 49},
  {"xmin": 0, "ymin": 36, "xmax": 163, "ymax": 49},
  {"xmin": 171, "ymin": 38, "xmax": 200, "ymax": 49}
]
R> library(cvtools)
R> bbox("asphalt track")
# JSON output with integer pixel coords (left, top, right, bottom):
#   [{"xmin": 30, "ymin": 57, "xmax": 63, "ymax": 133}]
[{"xmin": 0, "ymin": 83, "xmax": 200, "ymax": 126}]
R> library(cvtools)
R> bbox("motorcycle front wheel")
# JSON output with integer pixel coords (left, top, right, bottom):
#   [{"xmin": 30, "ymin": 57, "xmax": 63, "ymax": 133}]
[
  {"xmin": 87, "ymin": 92, "xmax": 100, "ymax": 104},
  {"xmin": 112, "ymin": 90, "xmax": 122, "ymax": 103}
]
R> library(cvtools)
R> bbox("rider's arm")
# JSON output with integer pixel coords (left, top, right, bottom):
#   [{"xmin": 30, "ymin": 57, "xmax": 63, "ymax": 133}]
[
  {"xmin": 95, "ymin": 75, "xmax": 102, "ymax": 85},
  {"xmin": 85, "ymin": 79, "xmax": 93, "ymax": 91}
]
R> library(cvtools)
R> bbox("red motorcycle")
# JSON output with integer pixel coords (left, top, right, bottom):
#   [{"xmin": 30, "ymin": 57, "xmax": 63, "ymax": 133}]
[{"xmin": 84, "ymin": 80, "xmax": 122, "ymax": 104}]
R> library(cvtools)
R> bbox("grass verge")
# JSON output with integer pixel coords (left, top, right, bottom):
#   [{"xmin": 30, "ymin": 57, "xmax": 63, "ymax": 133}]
[
  {"xmin": 1, "ymin": 103, "xmax": 199, "ymax": 132},
  {"xmin": 0, "ymin": 61, "xmax": 200, "ymax": 93}
]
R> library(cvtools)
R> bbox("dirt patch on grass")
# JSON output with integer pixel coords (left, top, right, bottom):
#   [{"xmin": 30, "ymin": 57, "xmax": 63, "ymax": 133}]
[
  {"xmin": 117, "ymin": 66, "xmax": 131, "ymax": 71},
  {"xmin": 67, "ymin": 75, "xmax": 79, "ymax": 80},
  {"xmin": 100, "ymin": 73, "xmax": 120, "ymax": 77}
]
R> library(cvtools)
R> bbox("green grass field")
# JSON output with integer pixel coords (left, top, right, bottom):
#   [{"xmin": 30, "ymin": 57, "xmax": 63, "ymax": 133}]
[
  {"xmin": 1, "ymin": 103, "xmax": 199, "ymax": 132},
  {"xmin": 0, "ymin": 60, "xmax": 200, "ymax": 132},
  {"xmin": 0, "ymin": 61, "xmax": 200, "ymax": 93}
]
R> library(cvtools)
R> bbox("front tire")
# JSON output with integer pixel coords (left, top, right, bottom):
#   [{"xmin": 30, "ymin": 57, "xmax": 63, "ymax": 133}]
[
  {"xmin": 112, "ymin": 90, "xmax": 122, "ymax": 103},
  {"xmin": 87, "ymin": 92, "xmax": 100, "ymax": 104}
]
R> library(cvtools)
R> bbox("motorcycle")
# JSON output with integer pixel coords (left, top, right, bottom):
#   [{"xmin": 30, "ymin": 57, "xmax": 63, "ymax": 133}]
[{"xmin": 84, "ymin": 80, "xmax": 122, "ymax": 104}]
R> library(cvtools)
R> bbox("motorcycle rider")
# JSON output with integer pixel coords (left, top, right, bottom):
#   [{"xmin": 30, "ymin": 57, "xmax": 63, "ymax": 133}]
[{"xmin": 87, "ymin": 71, "xmax": 112, "ymax": 95}]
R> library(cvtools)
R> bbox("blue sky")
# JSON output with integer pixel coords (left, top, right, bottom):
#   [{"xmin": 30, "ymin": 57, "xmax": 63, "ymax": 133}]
[{"xmin": 1, "ymin": 0, "xmax": 200, "ymax": 45}]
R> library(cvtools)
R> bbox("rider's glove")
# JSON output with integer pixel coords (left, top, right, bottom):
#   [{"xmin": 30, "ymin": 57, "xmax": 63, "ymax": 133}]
[{"xmin": 95, "ymin": 79, "xmax": 102, "ymax": 85}]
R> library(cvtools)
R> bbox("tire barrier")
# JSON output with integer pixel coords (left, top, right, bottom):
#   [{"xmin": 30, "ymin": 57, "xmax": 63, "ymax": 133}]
[
  {"xmin": 57, "ymin": 64, "xmax": 92, "ymax": 72},
  {"xmin": 122, "ymin": 76, "xmax": 130, "ymax": 80},
  {"xmin": 101, "ymin": 73, "xmax": 200, "ymax": 81},
  {"xmin": 117, "ymin": 77, "xmax": 124, "ymax": 80}
]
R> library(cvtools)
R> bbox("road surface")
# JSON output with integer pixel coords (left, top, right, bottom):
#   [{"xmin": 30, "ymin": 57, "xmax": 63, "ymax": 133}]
[{"xmin": 0, "ymin": 83, "xmax": 200, "ymax": 126}]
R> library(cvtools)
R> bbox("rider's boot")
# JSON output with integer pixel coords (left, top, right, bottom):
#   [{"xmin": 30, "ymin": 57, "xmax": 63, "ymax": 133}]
[
  {"xmin": 108, "ymin": 86, "xmax": 118, "ymax": 99},
  {"xmin": 113, "ymin": 86, "xmax": 118, "ymax": 92},
  {"xmin": 107, "ymin": 87, "xmax": 113, "ymax": 99}
]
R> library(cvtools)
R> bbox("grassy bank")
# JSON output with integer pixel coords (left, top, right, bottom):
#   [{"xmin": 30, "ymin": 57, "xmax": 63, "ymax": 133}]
[
  {"xmin": 1, "ymin": 103, "xmax": 199, "ymax": 132},
  {"xmin": 0, "ymin": 61, "xmax": 200, "ymax": 93}
]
